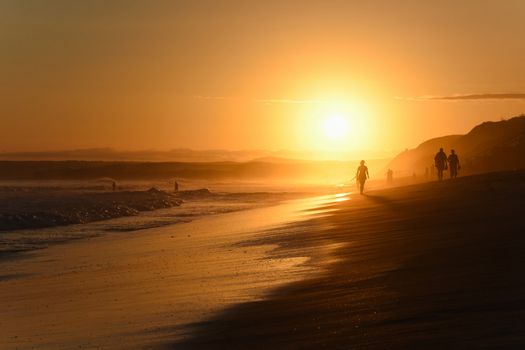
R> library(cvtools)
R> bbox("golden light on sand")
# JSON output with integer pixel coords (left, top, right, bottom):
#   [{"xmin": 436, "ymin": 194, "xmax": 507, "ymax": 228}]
[
  {"xmin": 334, "ymin": 192, "xmax": 351, "ymax": 202},
  {"xmin": 323, "ymin": 114, "xmax": 349, "ymax": 140}
]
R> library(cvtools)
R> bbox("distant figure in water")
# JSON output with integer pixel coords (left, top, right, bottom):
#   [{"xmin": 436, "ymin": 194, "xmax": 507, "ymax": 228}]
[
  {"xmin": 386, "ymin": 168, "xmax": 393, "ymax": 185},
  {"xmin": 356, "ymin": 160, "xmax": 369, "ymax": 194},
  {"xmin": 174, "ymin": 181, "xmax": 179, "ymax": 192},
  {"xmin": 112, "ymin": 181, "xmax": 117, "ymax": 191},
  {"xmin": 448, "ymin": 149, "xmax": 460, "ymax": 179},
  {"xmin": 434, "ymin": 148, "xmax": 448, "ymax": 181}
]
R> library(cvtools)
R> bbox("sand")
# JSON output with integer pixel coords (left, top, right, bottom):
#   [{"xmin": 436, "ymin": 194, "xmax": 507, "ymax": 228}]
[
  {"xmin": 2, "ymin": 170, "xmax": 525, "ymax": 349},
  {"xmin": 171, "ymin": 170, "xmax": 525, "ymax": 349}
]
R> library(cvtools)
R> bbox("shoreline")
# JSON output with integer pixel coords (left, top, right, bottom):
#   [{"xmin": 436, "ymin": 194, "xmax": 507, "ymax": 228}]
[
  {"xmin": 0, "ymin": 187, "xmax": 312, "ymax": 257},
  {"xmin": 3, "ymin": 170, "xmax": 524, "ymax": 348},
  {"xmin": 0, "ymin": 194, "xmax": 330, "ymax": 349}
]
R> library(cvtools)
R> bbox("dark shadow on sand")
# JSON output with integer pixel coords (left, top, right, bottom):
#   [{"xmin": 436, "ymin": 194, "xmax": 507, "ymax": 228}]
[
  {"xmin": 0, "ymin": 273, "xmax": 33, "ymax": 282},
  {"xmin": 363, "ymin": 193, "xmax": 402, "ymax": 211}
]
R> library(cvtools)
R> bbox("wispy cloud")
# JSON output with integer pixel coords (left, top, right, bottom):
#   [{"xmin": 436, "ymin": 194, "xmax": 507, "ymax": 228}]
[
  {"xmin": 253, "ymin": 98, "xmax": 322, "ymax": 105},
  {"xmin": 191, "ymin": 95, "xmax": 235, "ymax": 101},
  {"xmin": 191, "ymin": 95, "xmax": 322, "ymax": 104},
  {"xmin": 398, "ymin": 93, "xmax": 525, "ymax": 101}
]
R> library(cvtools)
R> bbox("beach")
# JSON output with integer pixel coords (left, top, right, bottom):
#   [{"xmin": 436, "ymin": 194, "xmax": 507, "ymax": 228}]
[
  {"xmin": 173, "ymin": 170, "xmax": 525, "ymax": 349},
  {"xmin": 0, "ymin": 193, "xmax": 328, "ymax": 349},
  {"xmin": 1, "ymin": 170, "xmax": 525, "ymax": 349}
]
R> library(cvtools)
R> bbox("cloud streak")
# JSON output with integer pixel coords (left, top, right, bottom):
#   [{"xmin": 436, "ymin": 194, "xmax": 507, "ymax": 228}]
[
  {"xmin": 400, "ymin": 93, "xmax": 525, "ymax": 101},
  {"xmin": 191, "ymin": 95, "xmax": 322, "ymax": 104},
  {"xmin": 191, "ymin": 95, "xmax": 235, "ymax": 101},
  {"xmin": 253, "ymin": 98, "xmax": 322, "ymax": 105}
]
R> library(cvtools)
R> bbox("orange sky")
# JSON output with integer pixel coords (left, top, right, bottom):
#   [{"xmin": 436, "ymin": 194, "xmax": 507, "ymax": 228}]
[{"xmin": 1, "ymin": 1, "xmax": 524, "ymax": 159}]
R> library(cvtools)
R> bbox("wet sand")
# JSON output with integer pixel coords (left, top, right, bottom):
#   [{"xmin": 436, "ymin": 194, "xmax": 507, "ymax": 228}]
[
  {"xmin": 171, "ymin": 170, "xmax": 525, "ymax": 349},
  {"xmin": 0, "ymin": 196, "xmax": 329, "ymax": 349}
]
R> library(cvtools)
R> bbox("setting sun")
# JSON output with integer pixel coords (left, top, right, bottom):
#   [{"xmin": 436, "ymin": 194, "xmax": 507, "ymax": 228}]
[
  {"xmin": 293, "ymin": 98, "xmax": 374, "ymax": 157},
  {"xmin": 323, "ymin": 114, "xmax": 349, "ymax": 140}
]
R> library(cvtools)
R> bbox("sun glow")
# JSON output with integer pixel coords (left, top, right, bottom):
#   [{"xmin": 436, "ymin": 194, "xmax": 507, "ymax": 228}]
[
  {"xmin": 323, "ymin": 114, "xmax": 349, "ymax": 140},
  {"xmin": 293, "ymin": 96, "xmax": 374, "ymax": 158}
]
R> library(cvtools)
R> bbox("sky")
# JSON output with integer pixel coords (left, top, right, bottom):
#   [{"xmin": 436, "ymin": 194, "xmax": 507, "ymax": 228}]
[{"xmin": 1, "ymin": 0, "xmax": 524, "ymax": 159}]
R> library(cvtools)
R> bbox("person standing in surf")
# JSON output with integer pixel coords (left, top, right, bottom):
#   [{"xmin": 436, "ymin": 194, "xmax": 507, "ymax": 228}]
[
  {"xmin": 434, "ymin": 147, "xmax": 448, "ymax": 181},
  {"xmin": 356, "ymin": 160, "xmax": 369, "ymax": 194},
  {"xmin": 386, "ymin": 168, "xmax": 393, "ymax": 185}
]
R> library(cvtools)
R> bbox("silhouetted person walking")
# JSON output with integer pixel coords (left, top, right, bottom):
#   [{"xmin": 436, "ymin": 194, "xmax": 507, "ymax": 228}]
[
  {"xmin": 448, "ymin": 149, "xmax": 460, "ymax": 179},
  {"xmin": 434, "ymin": 148, "xmax": 448, "ymax": 181},
  {"xmin": 356, "ymin": 160, "xmax": 369, "ymax": 194}
]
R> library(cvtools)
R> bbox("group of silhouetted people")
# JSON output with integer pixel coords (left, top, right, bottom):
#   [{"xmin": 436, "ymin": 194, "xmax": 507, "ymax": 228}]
[
  {"xmin": 434, "ymin": 148, "xmax": 460, "ymax": 181},
  {"xmin": 353, "ymin": 148, "xmax": 460, "ymax": 195}
]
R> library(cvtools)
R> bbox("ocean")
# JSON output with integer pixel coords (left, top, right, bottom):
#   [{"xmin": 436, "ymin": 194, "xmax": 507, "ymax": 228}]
[{"xmin": 0, "ymin": 179, "xmax": 346, "ymax": 255}]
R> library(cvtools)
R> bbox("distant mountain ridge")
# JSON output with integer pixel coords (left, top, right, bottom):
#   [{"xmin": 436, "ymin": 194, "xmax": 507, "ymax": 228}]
[
  {"xmin": 0, "ymin": 148, "xmax": 394, "ymax": 163},
  {"xmin": 0, "ymin": 148, "xmax": 272, "ymax": 163},
  {"xmin": 387, "ymin": 115, "xmax": 525, "ymax": 175}
]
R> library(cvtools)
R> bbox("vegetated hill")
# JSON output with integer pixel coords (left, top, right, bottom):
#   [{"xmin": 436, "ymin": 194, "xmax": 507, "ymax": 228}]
[{"xmin": 387, "ymin": 115, "xmax": 525, "ymax": 175}]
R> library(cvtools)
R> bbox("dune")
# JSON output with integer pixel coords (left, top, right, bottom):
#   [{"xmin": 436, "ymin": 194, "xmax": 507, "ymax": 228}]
[{"xmin": 172, "ymin": 170, "xmax": 525, "ymax": 349}]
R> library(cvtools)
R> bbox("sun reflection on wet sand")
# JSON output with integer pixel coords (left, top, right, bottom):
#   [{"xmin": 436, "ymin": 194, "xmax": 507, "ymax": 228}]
[
  {"xmin": 334, "ymin": 192, "xmax": 351, "ymax": 202},
  {"xmin": 289, "ymin": 191, "xmax": 353, "ymax": 217}
]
